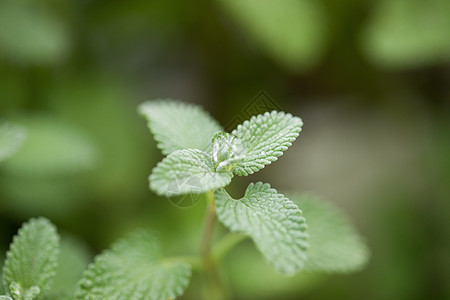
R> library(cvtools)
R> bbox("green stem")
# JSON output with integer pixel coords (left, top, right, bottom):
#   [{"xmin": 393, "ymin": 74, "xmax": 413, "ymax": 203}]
[
  {"xmin": 200, "ymin": 190, "xmax": 227, "ymax": 300},
  {"xmin": 200, "ymin": 190, "xmax": 216, "ymax": 259},
  {"xmin": 163, "ymin": 256, "xmax": 203, "ymax": 270},
  {"xmin": 212, "ymin": 232, "xmax": 249, "ymax": 262}
]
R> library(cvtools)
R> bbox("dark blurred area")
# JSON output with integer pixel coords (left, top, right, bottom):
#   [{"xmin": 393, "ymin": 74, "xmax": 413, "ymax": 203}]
[{"xmin": 0, "ymin": 0, "xmax": 449, "ymax": 299}]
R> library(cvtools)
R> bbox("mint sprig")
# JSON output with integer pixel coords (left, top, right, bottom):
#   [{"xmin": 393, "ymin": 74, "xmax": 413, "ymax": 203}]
[{"xmin": 142, "ymin": 100, "xmax": 303, "ymax": 197}]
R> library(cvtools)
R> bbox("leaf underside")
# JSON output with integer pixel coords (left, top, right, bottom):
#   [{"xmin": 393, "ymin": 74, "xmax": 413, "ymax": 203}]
[
  {"xmin": 76, "ymin": 230, "xmax": 191, "ymax": 300},
  {"xmin": 149, "ymin": 149, "xmax": 233, "ymax": 196},
  {"xmin": 139, "ymin": 100, "xmax": 222, "ymax": 155},
  {"xmin": 232, "ymin": 111, "xmax": 303, "ymax": 176},
  {"xmin": 2, "ymin": 217, "xmax": 60, "ymax": 299},
  {"xmin": 293, "ymin": 194, "xmax": 370, "ymax": 273},
  {"xmin": 215, "ymin": 182, "xmax": 308, "ymax": 274}
]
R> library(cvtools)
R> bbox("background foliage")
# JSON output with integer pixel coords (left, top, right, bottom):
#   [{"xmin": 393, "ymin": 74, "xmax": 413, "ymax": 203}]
[{"xmin": 0, "ymin": 0, "xmax": 449, "ymax": 299}]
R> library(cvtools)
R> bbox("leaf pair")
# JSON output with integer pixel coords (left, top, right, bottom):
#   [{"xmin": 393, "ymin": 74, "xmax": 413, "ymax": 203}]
[
  {"xmin": 215, "ymin": 188, "xmax": 370, "ymax": 276},
  {"xmin": 139, "ymin": 100, "xmax": 303, "ymax": 196}
]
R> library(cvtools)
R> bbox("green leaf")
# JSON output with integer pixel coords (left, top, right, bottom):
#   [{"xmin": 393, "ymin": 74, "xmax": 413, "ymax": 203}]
[
  {"xmin": 2, "ymin": 218, "xmax": 60, "ymax": 300},
  {"xmin": 76, "ymin": 230, "xmax": 191, "ymax": 300},
  {"xmin": 362, "ymin": 0, "xmax": 450, "ymax": 68},
  {"xmin": 0, "ymin": 296, "xmax": 13, "ymax": 300},
  {"xmin": 139, "ymin": 100, "xmax": 222, "ymax": 155},
  {"xmin": 2, "ymin": 115, "xmax": 98, "ymax": 176},
  {"xmin": 215, "ymin": 182, "xmax": 308, "ymax": 274},
  {"xmin": 0, "ymin": 122, "xmax": 26, "ymax": 163},
  {"xmin": 292, "ymin": 194, "xmax": 370, "ymax": 273},
  {"xmin": 217, "ymin": 0, "xmax": 326, "ymax": 71},
  {"xmin": 0, "ymin": 0, "xmax": 70, "ymax": 64},
  {"xmin": 232, "ymin": 111, "xmax": 303, "ymax": 176},
  {"xmin": 150, "ymin": 149, "xmax": 233, "ymax": 196}
]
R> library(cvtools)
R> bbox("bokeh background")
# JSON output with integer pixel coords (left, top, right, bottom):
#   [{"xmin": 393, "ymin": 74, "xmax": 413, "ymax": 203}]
[{"xmin": 0, "ymin": 0, "xmax": 449, "ymax": 299}]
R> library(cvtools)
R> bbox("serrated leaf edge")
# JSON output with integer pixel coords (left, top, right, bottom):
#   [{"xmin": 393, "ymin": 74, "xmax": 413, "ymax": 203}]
[
  {"xmin": 215, "ymin": 182, "xmax": 309, "ymax": 274},
  {"xmin": 232, "ymin": 111, "xmax": 303, "ymax": 176},
  {"xmin": 138, "ymin": 99, "xmax": 222, "ymax": 156},
  {"xmin": 2, "ymin": 217, "xmax": 59, "ymax": 299}
]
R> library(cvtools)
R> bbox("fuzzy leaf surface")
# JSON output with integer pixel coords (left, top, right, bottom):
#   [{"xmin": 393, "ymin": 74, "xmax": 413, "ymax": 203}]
[
  {"xmin": 2, "ymin": 218, "xmax": 60, "ymax": 300},
  {"xmin": 76, "ymin": 231, "xmax": 191, "ymax": 300},
  {"xmin": 139, "ymin": 100, "xmax": 222, "ymax": 155},
  {"xmin": 215, "ymin": 182, "xmax": 308, "ymax": 274},
  {"xmin": 232, "ymin": 111, "xmax": 303, "ymax": 176},
  {"xmin": 293, "ymin": 194, "xmax": 370, "ymax": 273},
  {"xmin": 150, "ymin": 149, "xmax": 233, "ymax": 196}
]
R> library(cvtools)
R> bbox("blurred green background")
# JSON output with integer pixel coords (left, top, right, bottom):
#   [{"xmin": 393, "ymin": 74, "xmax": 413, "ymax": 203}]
[{"xmin": 0, "ymin": 0, "xmax": 449, "ymax": 299}]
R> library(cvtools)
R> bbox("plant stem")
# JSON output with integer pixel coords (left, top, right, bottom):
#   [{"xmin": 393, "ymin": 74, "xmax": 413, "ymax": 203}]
[
  {"xmin": 163, "ymin": 256, "xmax": 203, "ymax": 270},
  {"xmin": 212, "ymin": 232, "xmax": 249, "ymax": 262},
  {"xmin": 200, "ymin": 190, "xmax": 216, "ymax": 259},
  {"xmin": 200, "ymin": 190, "xmax": 227, "ymax": 300}
]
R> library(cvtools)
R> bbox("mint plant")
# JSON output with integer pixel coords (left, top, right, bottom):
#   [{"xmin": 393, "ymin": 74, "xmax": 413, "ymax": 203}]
[
  {"xmin": 136, "ymin": 100, "xmax": 369, "ymax": 297},
  {"xmin": 0, "ymin": 218, "xmax": 190, "ymax": 300},
  {"xmin": 0, "ymin": 100, "xmax": 369, "ymax": 300}
]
